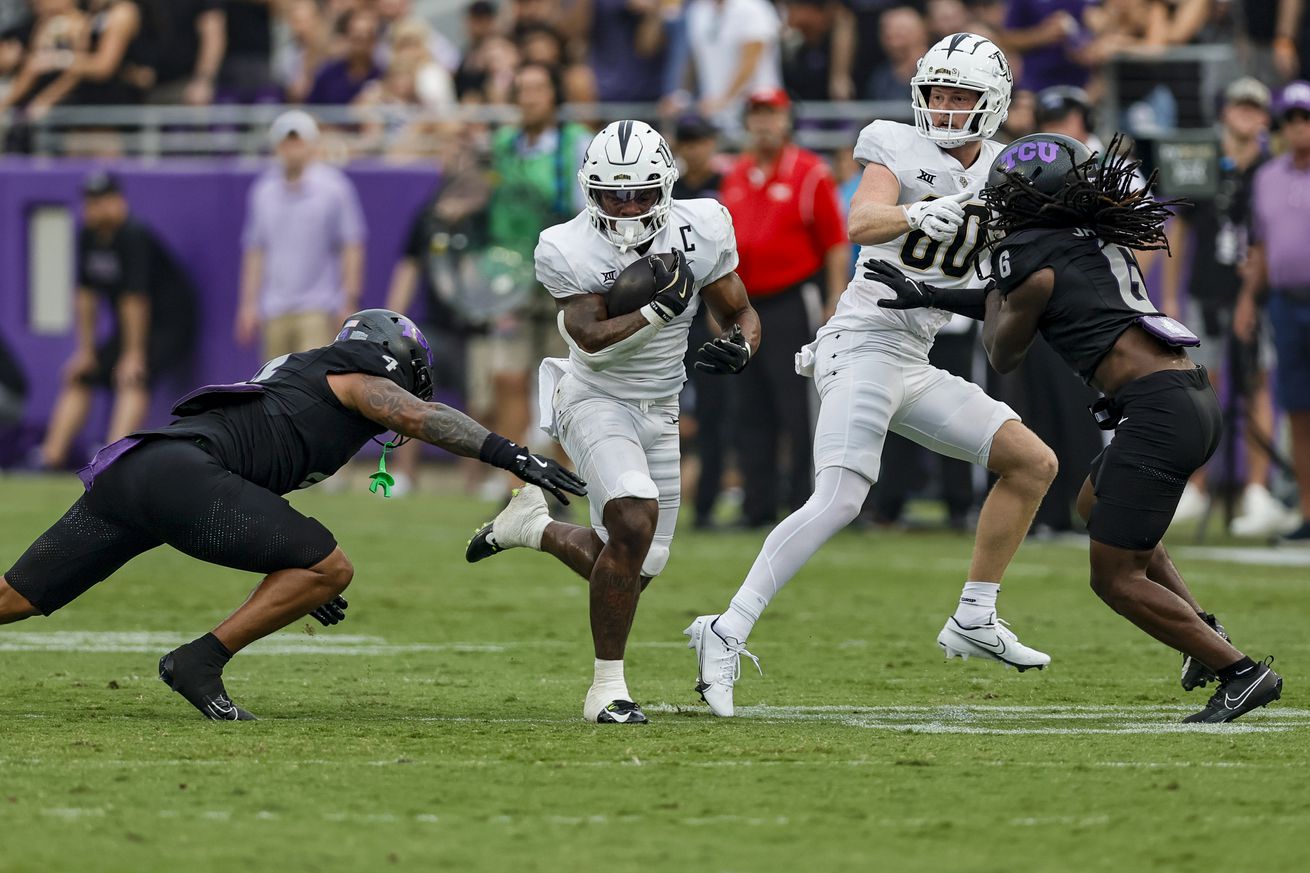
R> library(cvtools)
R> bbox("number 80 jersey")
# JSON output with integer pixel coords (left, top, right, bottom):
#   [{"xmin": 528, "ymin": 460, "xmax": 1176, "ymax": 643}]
[{"xmin": 828, "ymin": 120, "xmax": 1003, "ymax": 342}]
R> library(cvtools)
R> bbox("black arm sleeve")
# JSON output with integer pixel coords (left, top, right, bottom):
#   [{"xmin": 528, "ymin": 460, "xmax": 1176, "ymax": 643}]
[{"xmin": 929, "ymin": 285, "xmax": 988, "ymax": 320}]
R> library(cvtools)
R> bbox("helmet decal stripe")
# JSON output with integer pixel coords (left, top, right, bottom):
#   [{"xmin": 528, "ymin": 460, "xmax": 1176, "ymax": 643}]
[{"xmin": 617, "ymin": 120, "xmax": 633, "ymax": 159}]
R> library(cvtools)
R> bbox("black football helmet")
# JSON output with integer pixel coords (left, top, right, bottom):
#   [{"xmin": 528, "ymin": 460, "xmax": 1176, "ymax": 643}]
[
  {"xmin": 336, "ymin": 309, "xmax": 434, "ymax": 400},
  {"xmin": 987, "ymin": 132, "xmax": 1093, "ymax": 196}
]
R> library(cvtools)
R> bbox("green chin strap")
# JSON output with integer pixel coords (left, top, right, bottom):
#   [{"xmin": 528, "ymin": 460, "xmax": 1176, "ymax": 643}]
[{"xmin": 369, "ymin": 440, "xmax": 397, "ymax": 498}]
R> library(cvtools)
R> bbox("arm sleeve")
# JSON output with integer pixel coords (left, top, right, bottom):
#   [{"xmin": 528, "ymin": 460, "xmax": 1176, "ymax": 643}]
[{"xmin": 535, "ymin": 236, "xmax": 588, "ymax": 299}]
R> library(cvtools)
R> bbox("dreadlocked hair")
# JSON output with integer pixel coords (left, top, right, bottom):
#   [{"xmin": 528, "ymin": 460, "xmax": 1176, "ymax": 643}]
[{"xmin": 980, "ymin": 134, "xmax": 1186, "ymax": 253}]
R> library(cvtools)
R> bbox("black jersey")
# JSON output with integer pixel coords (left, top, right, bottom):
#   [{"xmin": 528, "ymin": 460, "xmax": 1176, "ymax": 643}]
[
  {"xmin": 136, "ymin": 342, "xmax": 407, "ymax": 494},
  {"xmin": 990, "ymin": 226, "xmax": 1161, "ymax": 383}
]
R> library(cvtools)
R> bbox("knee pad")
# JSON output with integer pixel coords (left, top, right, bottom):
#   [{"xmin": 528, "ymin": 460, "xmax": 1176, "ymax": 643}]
[
  {"xmin": 613, "ymin": 470, "xmax": 659, "ymax": 501},
  {"xmin": 641, "ymin": 540, "xmax": 671, "ymax": 578}
]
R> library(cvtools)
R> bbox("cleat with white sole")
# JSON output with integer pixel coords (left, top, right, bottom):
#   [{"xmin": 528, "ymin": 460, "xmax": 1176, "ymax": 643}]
[
  {"xmin": 591, "ymin": 700, "xmax": 648, "ymax": 724},
  {"xmin": 465, "ymin": 485, "xmax": 549, "ymax": 563},
  {"xmin": 684, "ymin": 614, "xmax": 761, "ymax": 717},
  {"xmin": 937, "ymin": 614, "xmax": 1050, "ymax": 672}
]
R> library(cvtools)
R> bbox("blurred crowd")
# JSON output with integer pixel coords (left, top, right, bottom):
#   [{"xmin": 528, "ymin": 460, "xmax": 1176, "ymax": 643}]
[{"xmin": 2, "ymin": 0, "xmax": 1310, "ymax": 543}]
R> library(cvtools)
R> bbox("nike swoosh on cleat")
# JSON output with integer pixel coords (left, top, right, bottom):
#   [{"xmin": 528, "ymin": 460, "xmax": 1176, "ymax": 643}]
[
  {"xmin": 953, "ymin": 628, "xmax": 1006, "ymax": 653},
  {"xmin": 1222, "ymin": 672, "xmax": 1268, "ymax": 710}
]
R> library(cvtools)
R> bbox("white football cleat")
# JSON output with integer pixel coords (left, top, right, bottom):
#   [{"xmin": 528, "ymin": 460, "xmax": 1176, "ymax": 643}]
[
  {"xmin": 465, "ymin": 485, "xmax": 550, "ymax": 563},
  {"xmin": 937, "ymin": 613, "xmax": 1050, "ymax": 672},
  {"xmin": 1230, "ymin": 484, "xmax": 1300, "ymax": 538},
  {"xmin": 684, "ymin": 614, "xmax": 761, "ymax": 717}
]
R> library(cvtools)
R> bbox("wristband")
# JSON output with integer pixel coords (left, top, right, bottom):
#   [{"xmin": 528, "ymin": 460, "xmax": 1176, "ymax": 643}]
[
  {"xmin": 479, "ymin": 433, "xmax": 521, "ymax": 469},
  {"xmin": 640, "ymin": 303, "xmax": 670, "ymax": 329}
]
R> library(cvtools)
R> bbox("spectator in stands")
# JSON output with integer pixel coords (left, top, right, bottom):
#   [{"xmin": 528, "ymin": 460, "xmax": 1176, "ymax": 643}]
[
  {"xmin": 1164, "ymin": 77, "xmax": 1294, "ymax": 536},
  {"xmin": 5, "ymin": 0, "xmax": 150, "ymax": 118},
  {"xmin": 375, "ymin": 0, "xmax": 460, "ymax": 74},
  {"xmin": 477, "ymin": 62, "xmax": 589, "ymax": 495},
  {"xmin": 999, "ymin": 87, "xmax": 1037, "ymax": 141},
  {"xmin": 721, "ymin": 87, "xmax": 847, "ymax": 525},
  {"xmin": 236, "ymin": 111, "xmax": 366, "ymax": 360},
  {"xmin": 454, "ymin": 0, "xmax": 500, "ymax": 100},
  {"xmin": 780, "ymin": 0, "xmax": 854, "ymax": 102},
  {"xmin": 382, "ymin": 16, "xmax": 456, "ymax": 112},
  {"xmin": 516, "ymin": 21, "xmax": 597, "ymax": 104},
  {"xmin": 569, "ymin": 0, "xmax": 669, "ymax": 103},
  {"xmin": 509, "ymin": 0, "xmax": 555, "ymax": 41},
  {"xmin": 275, "ymin": 0, "xmax": 327, "ymax": 104},
  {"xmin": 1034, "ymin": 84, "xmax": 1100, "ymax": 148},
  {"xmin": 864, "ymin": 4, "xmax": 928, "ymax": 102},
  {"xmin": 1236, "ymin": 80, "xmax": 1310, "ymax": 542},
  {"xmin": 685, "ymin": 0, "xmax": 783, "ymax": 134},
  {"xmin": 1234, "ymin": 0, "xmax": 1300, "ymax": 84},
  {"xmin": 1002, "ymin": 0, "xmax": 1096, "ymax": 92},
  {"xmin": 220, "ymin": 0, "xmax": 275, "ymax": 102},
  {"xmin": 306, "ymin": 6, "xmax": 381, "ymax": 105},
  {"xmin": 671, "ymin": 113, "xmax": 732, "ymax": 526},
  {"xmin": 0, "ymin": 0, "xmax": 86, "ymax": 116},
  {"xmin": 149, "ymin": 0, "xmax": 225, "ymax": 105},
  {"xmin": 39, "ymin": 171, "xmax": 198, "ymax": 470}
]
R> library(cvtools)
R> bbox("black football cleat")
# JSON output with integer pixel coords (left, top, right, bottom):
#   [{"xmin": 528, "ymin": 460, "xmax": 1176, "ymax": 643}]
[
  {"xmin": 464, "ymin": 522, "xmax": 504, "ymax": 564},
  {"xmin": 594, "ymin": 700, "xmax": 648, "ymax": 725},
  {"xmin": 1181, "ymin": 613, "xmax": 1229, "ymax": 691},
  {"xmin": 1183, "ymin": 657, "xmax": 1282, "ymax": 724},
  {"xmin": 159, "ymin": 650, "xmax": 257, "ymax": 721}
]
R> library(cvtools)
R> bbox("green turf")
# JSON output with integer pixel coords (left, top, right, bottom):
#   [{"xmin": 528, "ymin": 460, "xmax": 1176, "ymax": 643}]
[{"xmin": 0, "ymin": 473, "xmax": 1306, "ymax": 873}]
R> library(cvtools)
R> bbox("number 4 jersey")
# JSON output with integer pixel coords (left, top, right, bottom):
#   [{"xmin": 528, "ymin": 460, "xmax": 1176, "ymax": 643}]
[{"xmin": 828, "ymin": 120, "xmax": 1003, "ymax": 342}]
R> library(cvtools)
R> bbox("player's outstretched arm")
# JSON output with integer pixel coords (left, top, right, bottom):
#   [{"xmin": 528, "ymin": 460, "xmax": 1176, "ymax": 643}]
[
  {"xmin": 982, "ymin": 269, "xmax": 1053, "ymax": 374},
  {"xmin": 329, "ymin": 373, "xmax": 587, "ymax": 502},
  {"xmin": 696, "ymin": 271, "xmax": 760, "ymax": 375}
]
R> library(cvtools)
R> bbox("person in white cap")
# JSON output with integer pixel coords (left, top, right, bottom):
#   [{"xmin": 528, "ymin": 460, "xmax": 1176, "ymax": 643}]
[{"xmin": 236, "ymin": 110, "xmax": 367, "ymax": 360}]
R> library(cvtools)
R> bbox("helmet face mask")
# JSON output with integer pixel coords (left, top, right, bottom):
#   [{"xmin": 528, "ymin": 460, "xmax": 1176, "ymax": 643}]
[
  {"xmin": 911, "ymin": 32, "xmax": 1013, "ymax": 147},
  {"xmin": 336, "ymin": 309, "xmax": 434, "ymax": 401},
  {"xmin": 579, "ymin": 120, "xmax": 679, "ymax": 252}
]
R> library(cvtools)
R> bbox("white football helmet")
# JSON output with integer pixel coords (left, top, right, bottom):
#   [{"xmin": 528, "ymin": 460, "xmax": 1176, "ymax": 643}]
[
  {"xmin": 578, "ymin": 120, "xmax": 679, "ymax": 251},
  {"xmin": 910, "ymin": 32, "xmax": 1013, "ymax": 148}
]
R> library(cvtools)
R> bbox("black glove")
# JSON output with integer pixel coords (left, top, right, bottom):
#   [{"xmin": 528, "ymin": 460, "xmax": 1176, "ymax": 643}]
[
  {"xmin": 695, "ymin": 324, "xmax": 751, "ymax": 375},
  {"xmin": 508, "ymin": 451, "xmax": 588, "ymax": 505},
  {"xmin": 310, "ymin": 595, "xmax": 348, "ymax": 626},
  {"xmin": 866, "ymin": 259, "xmax": 938, "ymax": 310},
  {"xmin": 866, "ymin": 258, "xmax": 988, "ymax": 320},
  {"xmin": 646, "ymin": 249, "xmax": 695, "ymax": 324},
  {"xmin": 480, "ymin": 433, "xmax": 588, "ymax": 504}
]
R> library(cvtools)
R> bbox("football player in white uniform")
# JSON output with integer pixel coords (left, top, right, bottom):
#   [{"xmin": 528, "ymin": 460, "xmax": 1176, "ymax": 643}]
[
  {"xmin": 686, "ymin": 33, "xmax": 1060, "ymax": 716},
  {"xmin": 466, "ymin": 120, "xmax": 760, "ymax": 724}
]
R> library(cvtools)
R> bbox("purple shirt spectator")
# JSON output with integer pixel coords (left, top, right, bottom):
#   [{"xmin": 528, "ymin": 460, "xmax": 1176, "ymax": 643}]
[
  {"xmin": 242, "ymin": 163, "xmax": 366, "ymax": 319},
  {"xmin": 305, "ymin": 58, "xmax": 382, "ymax": 105},
  {"xmin": 1005, "ymin": 0, "xmax": 1098, "ymax": 92},
  {"xmin": 1251, "ymin": 154, "xmax": 1310, "ymax": 289},
  {"xmin": 589, "ymin": 0, "xmax": 666, "ymax": 102}
]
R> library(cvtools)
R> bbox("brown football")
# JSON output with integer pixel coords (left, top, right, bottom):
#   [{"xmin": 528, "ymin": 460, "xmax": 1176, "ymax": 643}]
[{"xmin": 604, "ymin": 252, "xmax": 678, "ymax": 317}]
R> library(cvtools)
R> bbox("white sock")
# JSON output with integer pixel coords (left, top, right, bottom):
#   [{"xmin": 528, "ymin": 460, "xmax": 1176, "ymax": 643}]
[
  {"xmin": 954, "ymin": 581, "xmax": 999, "ymax": 627},
  {"xmin": 713, "ymin": 467, "xmax": 870, "ymax": 645},
  {"xmin": 590, "ymin": 658, "xmax": 629, "ymax": 700},
  {"xmin": 521, "ymin": 513, "xmax": 549, "ymax": 550}
]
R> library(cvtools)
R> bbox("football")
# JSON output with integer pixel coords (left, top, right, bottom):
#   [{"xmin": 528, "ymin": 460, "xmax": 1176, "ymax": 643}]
[{"xmin": 604, "ymin": 252, "xmax": 678, "ymax": 317}]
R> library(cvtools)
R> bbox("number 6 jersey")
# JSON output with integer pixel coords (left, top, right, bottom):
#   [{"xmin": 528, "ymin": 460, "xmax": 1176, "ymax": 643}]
[{"xmin": 827, "ymin": 120, "xmax": 1003, "ymax": 342}]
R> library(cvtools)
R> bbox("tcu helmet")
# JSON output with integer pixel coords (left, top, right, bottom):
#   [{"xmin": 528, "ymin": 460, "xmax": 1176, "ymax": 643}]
[
  {"xmin": 336, "ymin": 309, "xmax": 434, "ymax": 400},
  {"xmin": 987, "ymin": 132, "xmax": 1093, "ymax": 195},
  {"xmin": 579, "ymin": 119, "xmax": 679, "ymax": 251},
  {"xmin": 911, "ymin": 32, "xmax": 1013, "ymax": 147}
]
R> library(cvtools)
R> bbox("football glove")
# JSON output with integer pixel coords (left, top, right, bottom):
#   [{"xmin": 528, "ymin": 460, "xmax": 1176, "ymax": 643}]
[
  {"xmin": 310, "ymin": 595, "xmax": 348, "ymax": 626},
  {"xmin": 646, "ymin": 249, "xmax": 696, "ymax": 324},
  {"xmin": 902, "ymin": 191, "xmax": 971, "ymax": 242},
  {"xmin": 866, "ymin": 259, "xmax": 938, "ymax": 310},
  {"xmin": 508, "ymin": 450, "xmax": 588, "ymax": 506},
  {"xmin": 695, "ymin": 324, "xmax": 751, "ymax": 375}
]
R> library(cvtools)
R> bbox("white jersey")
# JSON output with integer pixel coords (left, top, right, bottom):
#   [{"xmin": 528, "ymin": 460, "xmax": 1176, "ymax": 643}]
[
  {"xmin": 536, "ymin": 198, "xmax": 739, "ymax": 401},
  {"xmin": 826, "ymin": 120, "xmax": 1004, "ymax": 344}
]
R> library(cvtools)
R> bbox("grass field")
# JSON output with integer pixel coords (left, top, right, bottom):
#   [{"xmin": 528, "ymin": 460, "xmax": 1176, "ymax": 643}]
[{"xmin": 1, "ymin": 473, "xmax": 1307, "ymax": 873}]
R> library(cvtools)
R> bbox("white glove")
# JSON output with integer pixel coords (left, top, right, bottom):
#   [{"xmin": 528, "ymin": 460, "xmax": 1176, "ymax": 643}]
[{"xmin": 902, "ymin": 191, "xmax": 972, "ymax": 242}]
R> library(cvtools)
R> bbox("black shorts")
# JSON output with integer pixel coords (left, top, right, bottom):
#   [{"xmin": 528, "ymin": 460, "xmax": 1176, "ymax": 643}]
[
  {"xmin": 1087, "ymin": 367, "xmax": 1221, "ymax": 551},
  {"xmin": 4, "ymin": 438, "xmax": 337, "ymax": 615}
]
